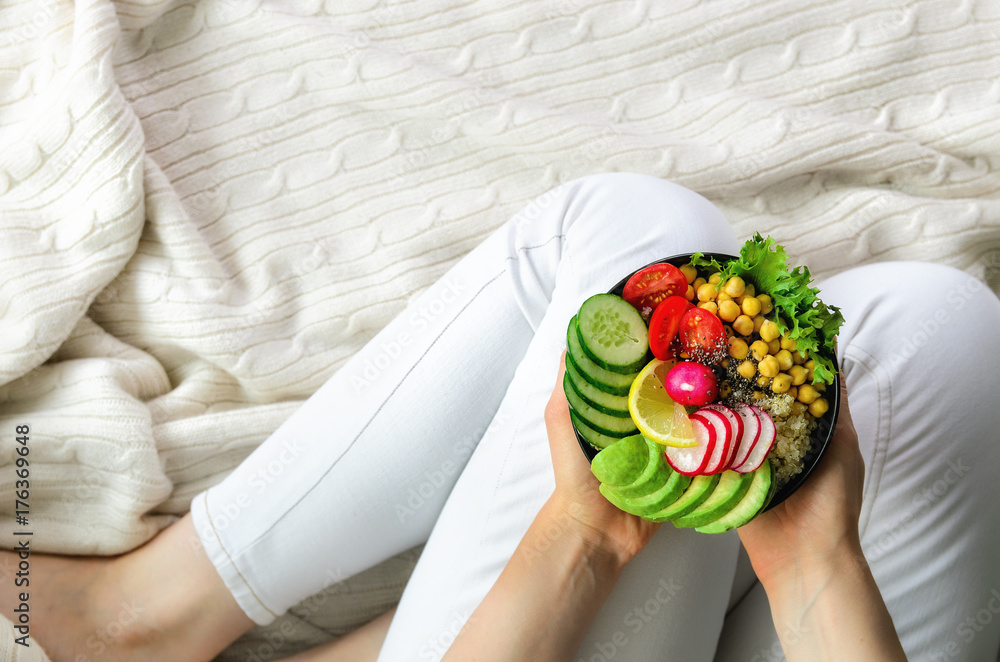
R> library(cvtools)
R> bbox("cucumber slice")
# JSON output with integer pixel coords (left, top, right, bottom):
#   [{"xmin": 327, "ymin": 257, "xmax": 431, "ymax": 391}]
[
  {"xmin": 672, "ymin": 471, "xmax": 754, "ymax": 529},
  {"xmin": 576, "ymin": 294, "xmax": 649, "ymax": 374},
  {"xmin": 570, "ymin": 409, "xmax": 623, "ymax": 451},
  {"xmin": 590, "ymin": 434, "xmax": 648, "ymax": 486},
  {"xmin": 603, "ymin": 471, "xmax": 692, "ymax": 517},
  {"xmin": 696, "ymin": 462, "xmax": 773, "ymax": 534},
  {"xmin": 565, "ymin": 355, "xmax": 630, "ymax": 415},
  {"xmin": 646, "ymin": 474, "xmax": 720, "ymax": 522},
  {"xmin": 566, "ymin": 318, "xmax": 637, "ymax": 396},
  {"xmin": 564, "ymin": 373, "xmax": 638, "ymax": 437}
]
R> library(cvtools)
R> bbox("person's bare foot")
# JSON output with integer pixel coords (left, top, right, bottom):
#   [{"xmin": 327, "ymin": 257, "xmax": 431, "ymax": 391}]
[{"xmin": 0, "ymin": 513, "xmax": 255, "ymax": 662}]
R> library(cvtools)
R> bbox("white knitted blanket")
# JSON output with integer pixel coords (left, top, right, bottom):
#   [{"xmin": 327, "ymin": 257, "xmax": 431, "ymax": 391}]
[{"xmin": 1, "ymin": 0, "xmax": 998, "ymax": 659}]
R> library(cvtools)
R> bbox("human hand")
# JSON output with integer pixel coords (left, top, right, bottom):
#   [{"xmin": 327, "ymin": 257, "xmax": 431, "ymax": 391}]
[
  {"xmin": 543, "ymin": 353, "xmax": 661, "ymax": 567},
  {"xmin": 736, "ymin": 373, "xmax": 866, "ymax": 587}
]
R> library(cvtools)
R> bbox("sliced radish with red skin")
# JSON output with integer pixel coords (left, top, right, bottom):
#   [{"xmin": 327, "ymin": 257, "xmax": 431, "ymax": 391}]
[
  {"xmin": 664, "ymin": 417, "xmax": 715, "ymax": 476},
  {"xmin": 733, "ymin": 407, "xmax": 777, "ymax": 473},
  {"xmin": 700, "ymin": 404, "xmax": 744, "ymax": 470},
  {"xmin": 691, "ymin": 410, "xmax": 731, "ymax": 475},
  {"xmin": 729, "ymin": 405, "xmax": 762, "ymax": 470}
]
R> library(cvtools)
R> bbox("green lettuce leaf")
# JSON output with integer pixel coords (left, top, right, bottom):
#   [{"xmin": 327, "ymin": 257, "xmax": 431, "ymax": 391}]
[{"xmin": 691, "ymin": 234, "xmax": 843, "ymax": 385}]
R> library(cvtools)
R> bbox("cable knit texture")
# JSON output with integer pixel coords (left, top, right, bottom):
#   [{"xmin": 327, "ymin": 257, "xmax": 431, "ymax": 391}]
[{"xmin": 0, "ymin": 0, "xmax": 998, "ymax": 659}]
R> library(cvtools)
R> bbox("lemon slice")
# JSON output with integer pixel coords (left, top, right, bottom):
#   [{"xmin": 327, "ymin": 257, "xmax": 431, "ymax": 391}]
[{"xmin": 628, "ymin": 359, "xmax": 697, "ymax": 447}]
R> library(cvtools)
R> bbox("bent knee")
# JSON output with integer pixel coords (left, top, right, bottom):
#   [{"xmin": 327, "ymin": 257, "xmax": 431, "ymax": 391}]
[
  {"xmin": 821, "ymin": 261, "xmax": 1000, "ymax": 366},
  {"xmin": 555, "ymin": 173, "xmax": 739, "ymax": 260}
]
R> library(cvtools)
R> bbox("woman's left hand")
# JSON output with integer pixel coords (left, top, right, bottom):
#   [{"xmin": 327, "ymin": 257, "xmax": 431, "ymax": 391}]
[{"xmin": 544, "ymin": 354, "xmax": 661, "ymax": 566}]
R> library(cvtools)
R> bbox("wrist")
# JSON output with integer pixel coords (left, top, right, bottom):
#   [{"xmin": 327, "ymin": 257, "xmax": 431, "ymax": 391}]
[
  {"xmin": 756, "ymin": 540, "xmax": 906, "ymax": 662},
  {"xmin": 757, "ymin": 534, "xmax": 866, "ymax": 599},
  {"xmin": 540, "ymin": 495, "xmax": 632, "ymax": 573}
]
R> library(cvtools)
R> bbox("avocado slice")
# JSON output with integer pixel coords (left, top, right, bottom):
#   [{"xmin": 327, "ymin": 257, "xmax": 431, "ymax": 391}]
[
  {"xmin": 695, "ymin": 462, "xmax": 774, "ymax": 534},
  {"xmin": 608, "ymin": 436, "xmax": 674, "ymax": 498},
  {"xmin": 590, "ymin": 434, "xmax": 648, "ymax": 487},
  {"xmin": 672, "ymin": 470, "xmax": 754, "ymax": 529},
  {"xmin": 602, "ymin": 471, "xmax": 692, "ymax": 517},
  {"xmin": 646, "ymin": 474, "xmax": 720, "ymax": 522}
]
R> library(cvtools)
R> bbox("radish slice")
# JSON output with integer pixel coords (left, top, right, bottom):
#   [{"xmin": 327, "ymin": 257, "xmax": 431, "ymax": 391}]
[
  {"xmin": 692, "ymin": 410, "xmax": 731, "ymax": 475},
  {"xmin": 700, "ymin": 404, "xmax": 744, "ymax": 470},
  {"xmin": 733, "ymin": 406, "xmax": 777, "ymax": 473},
  {"xmin": 730, "ymin": 405, "xmax": 761, "ymax": 470},
  {"xmin": 665, "ymin": 416, "xmax": 714, "ymax": 475}
]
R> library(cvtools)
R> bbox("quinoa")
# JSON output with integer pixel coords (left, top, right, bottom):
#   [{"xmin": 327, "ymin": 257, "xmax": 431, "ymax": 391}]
[
  {"xmin": 723, "ymin": 364, "xmax": 817, "ymax": 489},
  {"xmin": 757, "ymin": 394, "xmax": 816, "ymax": 487}
]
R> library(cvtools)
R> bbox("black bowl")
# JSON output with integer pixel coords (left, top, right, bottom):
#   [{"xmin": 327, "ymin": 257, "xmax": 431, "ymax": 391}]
[{"xmin": 571, "ymin": 252, "xmax": 840, "ymax": 512}]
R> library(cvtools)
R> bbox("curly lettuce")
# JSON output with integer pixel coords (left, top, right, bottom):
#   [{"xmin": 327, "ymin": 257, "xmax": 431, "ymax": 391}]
[{"xmin": 690, "ymin": 234, "xmax": 843, "ymax": 385}]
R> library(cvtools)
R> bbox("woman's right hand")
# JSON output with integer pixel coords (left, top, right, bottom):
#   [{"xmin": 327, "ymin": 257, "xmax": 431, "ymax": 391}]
[
  {"xmin": 736, "ymin": 374, "xmax": 866, "ymax": 586},
  {"xmin": 735, "ymin": 375, "xmax": 907, "ymax": 661}
]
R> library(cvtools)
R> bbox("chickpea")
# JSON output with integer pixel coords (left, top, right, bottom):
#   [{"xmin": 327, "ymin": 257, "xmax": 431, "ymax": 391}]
[
  {"xmin": 753, "ymin": 314, "xmax": 766, "ymax": 333},
  {"xmin": 732, "ymin": 314, "xmax": 754, "ymax": 336},
  {"xmin": 758, "ymin": 355, "xmax": 780, "ymax": 378},
  {"xmin": 720, "ymin": 381, "xmax": 733, "ymax": 398},
  {"xmin": 792, "ymin": 349, "xmax": 807, "ymax": 365},
  {"xmin": 788, "ymin": 365, "xmax": 808, "ymax": 386},
  {"xmin": 728, "ymin": 337, "xmax": 749, "ymax": 360},
  {"xmin": 741, "ymin": 295, "xmax": 762, "ymax": 317},
  {"xmin": 775, "ymin": 349, "xmax": 794, "ymax": 371},
  {"xmin": 797, "ymin": 384, "xmax": 820, "ymax": 404},
  {"xmin": 744, "ymin": 283, "xmax": 755, "ymax": 298},
  {"xmin": 717, "ymin": 290, "xmax": 732, "ymax": 303},
  {"xmin": 757, "ymin": 375, "xmax": 771, "ymax": 387},
  {"xmin": 804, "ymin": 359, "xmax": 815, "ymax": 381},
  {"xmin": 750, "ymin": 340, "xmax": 769, "ymax": 361},
  {"xmin": 709, "ymin": 272, "xmax": 723, "ymax": 285},
  {"xmin": 698, "ymin": 301, "xmax": 719, "ymax": 315},
  {"xmin": 719, "ymin": 299, "xmax": 741, "ymax": 322},
  {"xmin": 760, "ymin": 319, "xmax": 780, "ymax": 342},
  {"xmin": 809, "ymin": 397, "xmax": 830, "ymax": 417},
  {"xmin": 756, "ymin": 293, "xmax": 773, "ymax": 315},
  {"xmin": 680, "ymin": 263, "xmax": 698, "ymax": 284},
  {"xmin": 693, "ymin": 277, "xmax": 707, "ymax": 291},
  {"xmin": 724, "ymin": 276, "xmax": 746, "ymax": 298},
  {"xmin": 752, "ymin": 390, "xmax": 767, "ymax": 400},
  {"xmin": 771, "ymin": 372, "xmax": 792, "ymax": 393},
  {"xmin": 790, "ymin": 401, "xmax": 809, "ymax": 417},
  {"xmin": 722, "ymin": 358, "xmax": 731, "ymax": 369},
  {"xmin": 780, "ymin": 336, "xmax": 797, "ymax": 351},
  {"xmin": 786, "ymin": 386, "xmax": 798, "ymax": 400},
  {"xmin": 767, "ymin": 338, "xmax": 781, "ymax": 354},
  {"xmin": 737, "ymin": 360, "xmax": 756, "ymax": 379},
  {"xmin": 697, "ymin": 283, "xmax": 718, "ymax": 302},
  {"xmin": 685, "ymin": 284, "xmax": 695, "ymax": 301}
]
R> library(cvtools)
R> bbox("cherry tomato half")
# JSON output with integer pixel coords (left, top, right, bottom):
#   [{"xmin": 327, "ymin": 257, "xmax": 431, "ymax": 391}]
[
  {"xmin": 678, "ymin": 308, "xmax": 727, "ymax": 363},
  {"xmin": 622, "ymin": 263, "xmax": 688, "ymax": 317},
  {"xmin": 648, "ymin": 296, "xmax": 695, "ymax": 360}
]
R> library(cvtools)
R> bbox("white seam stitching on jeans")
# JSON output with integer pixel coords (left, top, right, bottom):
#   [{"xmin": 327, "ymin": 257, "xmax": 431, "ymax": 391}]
[
  {"xmin": 202, "ymin": 491, "xmax": 281, "ymax": 619},
  {"xmin": 503, "ymin": 233, "xmax": 566, "ymax": 264},
  {"xmin": 445, "ymin": 235, "xmax": 568, "ymax": 610},
  {"xmin": 844, "ymin": 344, "xmax": 892, "ymax": 539}
]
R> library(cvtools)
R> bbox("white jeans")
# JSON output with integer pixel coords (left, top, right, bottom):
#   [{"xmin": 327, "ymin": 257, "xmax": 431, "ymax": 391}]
[{"xmin": 190, "ymin": 174, "xmax": 1000, "ymax": 662}]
